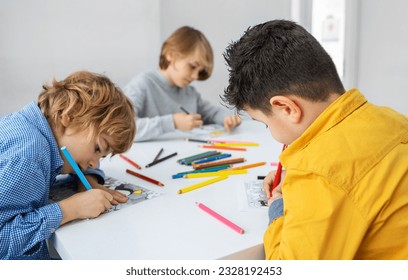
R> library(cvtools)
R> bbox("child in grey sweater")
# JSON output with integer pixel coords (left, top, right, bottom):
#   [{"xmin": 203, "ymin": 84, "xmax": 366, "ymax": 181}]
[{"xmin": 124, "ymin": 26, "xmax": 241, "ymax": 142}]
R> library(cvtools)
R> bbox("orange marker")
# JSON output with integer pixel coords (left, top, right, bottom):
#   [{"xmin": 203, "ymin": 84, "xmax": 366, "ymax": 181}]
[
  {"xmin": 228, "ymin": 161, "xmax": 266, "ymax": 170},
  {"xmin": 119, "ymin": 154, "xmax": 142, "ymax": 169}
]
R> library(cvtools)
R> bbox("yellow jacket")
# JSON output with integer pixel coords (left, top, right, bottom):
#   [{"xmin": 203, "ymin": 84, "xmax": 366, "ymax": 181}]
[{"xmin": 264, "ymin": 88, "xmax": 408, "ymax": 259}]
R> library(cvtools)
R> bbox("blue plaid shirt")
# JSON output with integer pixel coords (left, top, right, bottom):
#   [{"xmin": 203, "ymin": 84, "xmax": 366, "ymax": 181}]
[{"xmin": 0, "ymin": 102, "xmax": 63, "ymax": 259}]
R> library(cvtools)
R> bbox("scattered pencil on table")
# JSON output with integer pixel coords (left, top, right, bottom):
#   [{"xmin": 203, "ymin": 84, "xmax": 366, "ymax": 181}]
[
  {"xmin": 177, "ymin": 151, "xmax": 219, "ymax": 165},
  {"xmin": 153, "ymin": 148, "xmax": 164, "ymax": 162},
  {"xmin": 145, "ymin": 152, "xmax": 178, "ymax": 168},
  {"xmin": 119, "ymin": 154, "xmax": 142, "ymax": 169},
  {"xmin": 185, "ymin": 138, "xmax": 212, "ymax": 144},
  {"xmin": 171, "ymin": 164, "xmax": 231, "ymax": 179},
  {"xmin": 191, "ymin": 153, "xmax": 231, "ymax": 164},
  {"xmin": 199, "ymin": 145, "xmax": 247, "ymax": 151},
  {"xmin": 183, "ymin": 169, "xmax": 247, "ymax": 178},
  {"xmin": 177, "ymin": 175, "xmax": 227, "ymax": 194},
  {"xmin": 228, "ymin": 161, "xmax": 266, "ymax": 170},
  {"xmin": 192, "ymin": 157, "xmax": 245, "ymax": 170},
  {"xmin": 61, "ymin": 146, "xmax": 92, "ymax": 190},
  {"xmin": 214, "ymin": 142, "xmax": 259, "ymax": 147},
  {"xmin": 211, "ymin": 139, "xmax": 256, "ymax": 144},
  {"xmin": 126, "ymin": 168, "xmax": 164, "ymax": 187},
  {"xmin": 195, "ymin": 202, "xmax": 245, "ymax": 234}
]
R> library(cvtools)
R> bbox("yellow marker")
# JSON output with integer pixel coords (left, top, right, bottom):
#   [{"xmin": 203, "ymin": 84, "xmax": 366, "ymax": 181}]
[
  {"xmin": 177, "ymin": 175, "xmax": 228, "ymax": 194},
  {"xmin": 214, "ymin": 142, "xmax": 259, "ymax": 147},
  {"xmin": 133, "ymin": 189, "xmax": 142, "ymax": 194},
  {"xmin": 183, "ymin": 169, "xmax": 247, "ymax": 178}
]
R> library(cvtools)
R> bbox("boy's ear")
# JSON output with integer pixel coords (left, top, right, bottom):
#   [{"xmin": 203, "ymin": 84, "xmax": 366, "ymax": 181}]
[
  {"xmin": 166, "ymin": 51, "xmax": 175, "ymax": 63},
  {"xmin": 60, "ymin": 114, "xmax": 71, "ymax": 127},
  {"xmin": 269, "ymin": 96, "xmax": 302, "ymax": 123}
]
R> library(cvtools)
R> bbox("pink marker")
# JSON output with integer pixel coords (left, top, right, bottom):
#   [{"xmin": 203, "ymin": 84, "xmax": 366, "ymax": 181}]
[{"xmin": 195, "ymin": 202, "xmax": 245, "ymax": 234}]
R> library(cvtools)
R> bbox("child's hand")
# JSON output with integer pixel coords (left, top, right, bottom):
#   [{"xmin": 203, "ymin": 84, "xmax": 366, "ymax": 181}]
[
  {"xmin": 263, "ymin": 170, "xmax": 286, "ymax": 205},
  {"xmin": 173, "ymin": 112, "xmax": 203, "ymax": 131},
  {"xmin": 59, "ymin": 189, "xmax": 114, "ymax": 224},
  {"xmin": 79, "ymin": 175, "xmax": 128, "ymax": 205},
  {"xmin": 223, "ymin": 115, "xmax": 241, "ymax": 132}
]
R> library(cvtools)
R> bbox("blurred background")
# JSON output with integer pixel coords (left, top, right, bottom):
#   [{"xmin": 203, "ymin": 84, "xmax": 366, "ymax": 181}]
[{"xmin": 1, "ymin": 0, "xmax": 407, "ymax": 116}]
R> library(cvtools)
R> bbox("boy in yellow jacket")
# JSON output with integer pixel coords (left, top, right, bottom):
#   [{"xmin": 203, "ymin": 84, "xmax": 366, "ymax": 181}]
[{"xmin": 222, "ymin": 20, "xmax": 408, "ymax": 259}]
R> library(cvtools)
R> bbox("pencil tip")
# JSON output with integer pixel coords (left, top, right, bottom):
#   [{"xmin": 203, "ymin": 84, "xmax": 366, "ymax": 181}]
[{"xmin": 177, "ymin": 190, "xmax": 182, "ymax": 194}]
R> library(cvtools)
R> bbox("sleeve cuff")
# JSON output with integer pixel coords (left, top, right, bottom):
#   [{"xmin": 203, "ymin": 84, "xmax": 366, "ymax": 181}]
[
  {"xmin": 268, "ymin": 198, "xmax": 284, "ymax": 224},
  {"xmin": 83, "ymin": 167, "xmax": 105, "ymax": 185}
]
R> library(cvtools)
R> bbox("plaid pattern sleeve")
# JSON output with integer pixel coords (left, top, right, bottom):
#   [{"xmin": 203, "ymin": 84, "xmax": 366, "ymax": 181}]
[{"xmin": 0, "ymin": 102, "xmax": 64, "ymax": 259}]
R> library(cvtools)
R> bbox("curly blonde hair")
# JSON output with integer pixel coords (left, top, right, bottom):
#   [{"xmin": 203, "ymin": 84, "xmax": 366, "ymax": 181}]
[{"xmin": 38, "ymin": 71, "xmax": 136, "ymax": 154}]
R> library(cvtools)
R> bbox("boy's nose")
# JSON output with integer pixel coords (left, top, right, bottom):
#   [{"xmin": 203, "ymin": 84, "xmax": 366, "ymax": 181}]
[{"xmin": 88, "ymin": 157, "xmax": 99, "ymax": 169}]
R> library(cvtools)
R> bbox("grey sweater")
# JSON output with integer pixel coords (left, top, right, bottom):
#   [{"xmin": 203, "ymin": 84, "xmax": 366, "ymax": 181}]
[{"xmin": 123, "ymin": 70, "xmax": 230, "ymax": 141}]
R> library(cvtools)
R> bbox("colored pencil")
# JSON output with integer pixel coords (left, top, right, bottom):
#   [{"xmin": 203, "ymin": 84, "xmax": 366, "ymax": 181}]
[
  {"xmin": 61, "ymin": 146, "xmax": 92, "ymax": 190},
  {"xmin": 153, "ymin": 148, "xmax": 164, "ymax": 162},
  {"xmin": 184, "ymin": 152, "xmax": 222, "ymax": 166},
  {"xmin": 119, "ymin": 154, "xmax": 142, "ymax": 169},
  {"xmin": 184, "ymin": 169, "xmax": 247, "ymax": 178},
  {"xmin": 126, "ymin": 169, "xmax": 164, "ymax": 187},
  {"xmin": 180, "ymin": 106, "xmax": 190, "ymax": 114},
  {"xmin": 214, "ymin": 143, "xmax": 259, "ymax": 147},
  {"xmin": 185, "ymin": 138, "xmax": 211, "ymax": 144},
  {"xmin": 171, "ymin": 164, "xmax": 232, "ymax": 179},
  {"xmin": 193, "ymin": 157, "xmax": 245, "ymax": 170},
  {"xmin": 199, "ymin": 145, "xmax": 247, "ymax": 151},
  {"xmin": 228, "ymin": 161, "xmax": 266, "ymax": 170},
  {"xmin": 145, "ymin": 152, "xmax": 178, "ymax": 168},
  {"xmin": 271, "ymin": 144, "xmax": 288, "ymax": 192},
  {"xmin": 195, "ymin": 202, "xmax": 245, "ymax": 234},
  {"xmin": 191, "ymin": 153, "xmax": 231, "ymax": 164},
  {"xmin": 177, "ymin": 175, "xmax": 228, "ymax": 194},
  {"xmin": 178, "ymin": 151, "xmax": 219, "ymax": 164}
]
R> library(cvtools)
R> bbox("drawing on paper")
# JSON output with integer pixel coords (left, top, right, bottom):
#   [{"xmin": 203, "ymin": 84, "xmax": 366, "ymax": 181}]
[
  {"xmin": 244, "ymin": 180, "xmax": 268, "ymax": 209},
  {"xmin": 104, "ymin": 176, "xmax": 162, "ymax": 212}
]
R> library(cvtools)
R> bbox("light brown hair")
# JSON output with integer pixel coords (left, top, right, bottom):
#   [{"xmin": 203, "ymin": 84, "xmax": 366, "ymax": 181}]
[
  {"xmin": 38, "ymin": 71, "xmax": 136, "ymax": 154},
  {"xmin": 159, "ymin": 26, "xmax": 214, "ymax": 80}
]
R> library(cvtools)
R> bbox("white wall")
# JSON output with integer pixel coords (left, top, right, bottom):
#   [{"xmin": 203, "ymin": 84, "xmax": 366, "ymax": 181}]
[
  {"xmin": 357, "ymin": 0, "xmax": 408, "ymax": 115},
  {"xmin": 1, "ymin": 0, "xmax": 407, "ymax": 116},
  {"xmin": 0, "ymin": 0, "xmax": 161, "ymax": 115}
]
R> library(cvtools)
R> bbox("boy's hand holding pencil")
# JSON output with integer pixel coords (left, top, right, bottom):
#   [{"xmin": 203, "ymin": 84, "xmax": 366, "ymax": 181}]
[{"xmin": 262, "ymin": 169, "xmax": 285, "ymax": 206}]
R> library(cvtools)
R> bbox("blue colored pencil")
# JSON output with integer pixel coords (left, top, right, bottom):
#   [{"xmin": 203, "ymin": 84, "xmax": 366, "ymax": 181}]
[
  {"xmin": 171, "ymin": 164, "xmax": 231, "ymax": 179},
  {"xmin": 192, "ymin": 153, "xmax": 231, "ymax": 164},
  {"xmin": 61, "ymin": 146, "xmax": 92, "ymax": 190},
  {"xmin": 178, "ymin": 150, "xmax": 219, "ymax": 165}
]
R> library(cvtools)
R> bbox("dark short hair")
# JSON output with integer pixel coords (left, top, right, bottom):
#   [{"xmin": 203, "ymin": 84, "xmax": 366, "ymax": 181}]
[{"xmin": 222, "ymin": 20, "xmax": 345, "ymax": 113}]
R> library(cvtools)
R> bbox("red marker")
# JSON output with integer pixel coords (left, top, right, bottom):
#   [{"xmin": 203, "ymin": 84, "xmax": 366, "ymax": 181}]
[{"xmin": 271, "ymin": 144, "xmax": 287, "ymax": 193}]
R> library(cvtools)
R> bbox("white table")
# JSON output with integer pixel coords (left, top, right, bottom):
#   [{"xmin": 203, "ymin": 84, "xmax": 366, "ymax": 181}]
[{"xmin": 51, "ymin": 121, "xmax": 282, "ymax": 259}]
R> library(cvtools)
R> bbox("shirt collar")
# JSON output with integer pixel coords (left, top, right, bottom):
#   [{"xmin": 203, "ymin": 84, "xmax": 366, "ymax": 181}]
[
  {"xmin": 20, "ymin": 102, "xmax": 64, "ymax": 174},
  {"xmin": 281, "ymin": 88, "xmax": 367, "ymax": 162}
]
